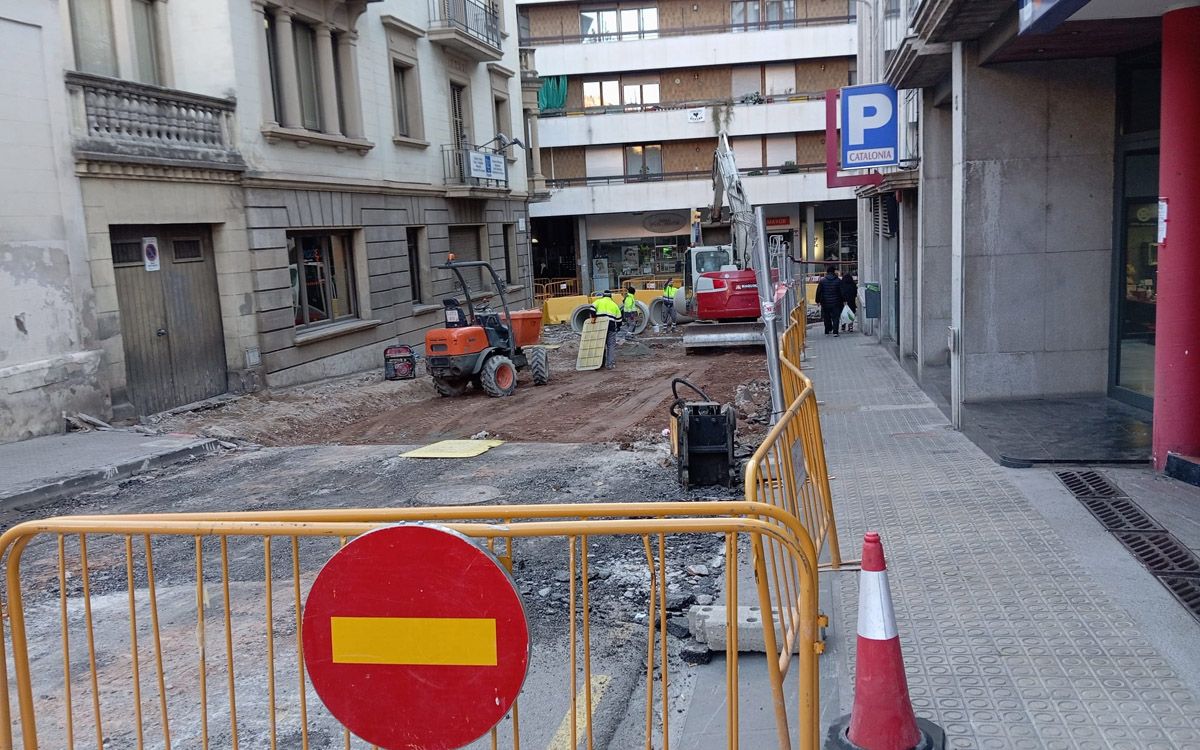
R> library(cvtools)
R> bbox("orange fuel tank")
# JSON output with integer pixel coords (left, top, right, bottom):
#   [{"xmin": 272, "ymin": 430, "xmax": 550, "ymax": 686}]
[{"xmin": 425, "ymin": 326, "xmax": 489, "ymax": 356}]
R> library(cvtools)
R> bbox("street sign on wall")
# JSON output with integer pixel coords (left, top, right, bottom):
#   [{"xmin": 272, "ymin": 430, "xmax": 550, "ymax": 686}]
[
  {"xmin": 302, "ymin": 524, "xmax": 530, "ymax": 750},
  {"xmin": 468, "ymin": 150, "xmax": 507, "ymax": 181},
  {"xmin": 839, "ymin": 84, "xmax": 900, "ymax": 170},
  {"xmin": 142, "ymin": 237, "xmax": 160, "ymax": 272}
]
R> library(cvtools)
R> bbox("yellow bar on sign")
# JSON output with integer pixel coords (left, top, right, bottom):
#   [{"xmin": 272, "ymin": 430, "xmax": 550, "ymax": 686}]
[{"xmin": 330, "ymin": 616, "xmax": 498, "ymax": 666}]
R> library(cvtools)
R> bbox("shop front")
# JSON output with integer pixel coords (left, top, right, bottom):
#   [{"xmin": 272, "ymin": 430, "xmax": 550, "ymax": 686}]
[{"xmin": 1109, "ymin": 51, "xmax": 1161, "ymax": 409}]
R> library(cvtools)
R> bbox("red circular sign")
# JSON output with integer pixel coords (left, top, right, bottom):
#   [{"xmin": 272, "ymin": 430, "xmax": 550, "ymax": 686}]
[{"xmin": 302, "ymin": 525, "xmax": 530, "ymax": 750}]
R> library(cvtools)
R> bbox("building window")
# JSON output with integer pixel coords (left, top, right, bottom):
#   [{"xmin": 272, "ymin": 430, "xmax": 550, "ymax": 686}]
[
  {"xmin": 623, "ymin": 82, "xmax": 660, "ymax": 107},
  {"xmin": 625, "ymin": 144, "xmax": 663, "ymax": 180},
  {"xmin": 406, "ymin": 227, "xmax": 428, "ymax": 304},
  {"xmin": 288, "ymin": 232, "xmax": 358, "ymax": 328},
  {"xmin": 583, "ymin": 79, "xmax": 620, "ymax": 108},
  {"xmin": 764, "ymin": 0, "xmax": 795, "ymax": 27},
  {"xmin": 261, "ymin": 5, "xmax": 366, "ymax": 139},
  {"xmin": 580, "ymin": 9, "xmax": 618, "ymax": 42},
  {"xmin": 450, "ymin": 82, "xmax": 471, "ymax": 147},
  {"xmin": 448, "ymin": 225, "xmax": 486, "ymax": 292},
  {"xmin": 293, "ymin": 21, "xmax": 322, "ymax": 131},
  {"xmin": 264, "ymin": 12, "xmax": 285, "ymax": 122},
  {"xmin": 69, "ymin": 0, "xmax": 119, "ymax": 76},
  {"xmin": 730, "ymin": 0, "xmax": 761, "ymax": 31},
  {"xmin": 130, "ymin": 0, "xmax": 162, "ymax": 84},
  {"xmin": 394, "ymin": 61, "xmax": 413, "ymax": 137},
  {"xmin": 503, "ymin": 224, "xmax": 518, "ymax": 285},
  {"xmin": 619, "ymin": 7, "xmax": 658, "ymax": 40},
  {"xmin": 493, "ymin": 95, "xmax": 511, "ymax": 140},
  {"xmin": 581, "ymin": 7, "xmax": 656, "ymax": 42}
]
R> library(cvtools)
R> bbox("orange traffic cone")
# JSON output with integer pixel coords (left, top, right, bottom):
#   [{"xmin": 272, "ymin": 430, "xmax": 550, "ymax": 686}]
[{"xmin": 827, "ymin": 532, "xmax": 944, "ymax": 750}]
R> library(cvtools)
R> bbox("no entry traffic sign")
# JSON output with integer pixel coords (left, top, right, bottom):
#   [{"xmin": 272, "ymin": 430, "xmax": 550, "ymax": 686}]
[{"xmin": 302, "ymin": 524, "xmax": 530, "ymax": 750}]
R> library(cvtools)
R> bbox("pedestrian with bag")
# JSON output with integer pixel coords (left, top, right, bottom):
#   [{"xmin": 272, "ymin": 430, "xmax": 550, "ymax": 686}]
[
  {"xmin": 815, "ymin": 265, "xmax": 843, "ymax": 337},
  {"xmin": 622, "ymin": 285, "xmax": 640, "ymax": 334},
  {"xmin": 839, "ymin": 267, "xmax": 858, "ymax": 332},
  {"xmin": 590, "ymin": 290, "xmax": 623, "ymax": 369},
  {"xmin": 661, "ymin": 279, "xmax": 679, "ymax": 330}
]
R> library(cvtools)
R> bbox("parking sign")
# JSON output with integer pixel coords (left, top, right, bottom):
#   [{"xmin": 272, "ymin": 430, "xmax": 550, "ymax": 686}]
[{"xmin": 840, "ymin": 84, "xmax": 900, "ymax": 170}]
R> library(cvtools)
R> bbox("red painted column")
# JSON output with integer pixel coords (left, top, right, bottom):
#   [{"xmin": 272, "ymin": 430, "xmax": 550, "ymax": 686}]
[{"xmin": 1153, "ymin": 4, "xmax": 1200, "ymax": 469}]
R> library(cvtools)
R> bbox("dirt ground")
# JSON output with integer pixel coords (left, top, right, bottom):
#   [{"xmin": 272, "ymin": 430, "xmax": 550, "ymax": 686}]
[{"xmin": 155, "ymin": 326, "xmax": 772, "ymax": 448}]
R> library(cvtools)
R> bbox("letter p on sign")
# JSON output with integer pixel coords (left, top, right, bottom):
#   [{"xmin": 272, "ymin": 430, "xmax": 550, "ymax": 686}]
[{"xmin": 840, "ymin": 84, "xmax": 900, "ymax": 170}]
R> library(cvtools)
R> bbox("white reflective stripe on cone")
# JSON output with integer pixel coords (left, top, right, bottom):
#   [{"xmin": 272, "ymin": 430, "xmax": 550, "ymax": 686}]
[{"xmin": 857, "ymin": 569, "xmax": 898, "ymax": 640}]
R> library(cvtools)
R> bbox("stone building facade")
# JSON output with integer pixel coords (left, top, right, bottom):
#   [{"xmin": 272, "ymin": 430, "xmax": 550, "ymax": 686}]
[{"xmin": 0, "ymin": 0, "xmax": 536, "ymax": 441}]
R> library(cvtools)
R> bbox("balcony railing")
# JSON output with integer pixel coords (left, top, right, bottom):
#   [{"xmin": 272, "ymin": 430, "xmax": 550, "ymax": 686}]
[
  {"xmin": 519, "ymin": 47, "xmax": 539, "ymax": 82},
  {"xmin": 521, "ymin": 13, "xmax": 852, "ymax": 46},
  {"xmin": 430, "ymin": 0, "xmax": 502, "ymax": 49},
  {"xmin": 65, "ymin": 72, "xmax": 243, "ymax": 171},
  {"xmin": 443, "ymin": 144, "xmax": 510, "ymax": 190},
  {"xmin": 539, "ymin": 90, "xmax": 829, "ymax": 119},
  {"xmin": 545, "ymin": 163, "xmax": 824, "ymax": 189}
]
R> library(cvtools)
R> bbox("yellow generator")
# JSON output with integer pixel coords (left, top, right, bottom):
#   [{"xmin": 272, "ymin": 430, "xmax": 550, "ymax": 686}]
[{"xmin": 668, "ymin": 379, "xmax": 737, "ymax": 488}]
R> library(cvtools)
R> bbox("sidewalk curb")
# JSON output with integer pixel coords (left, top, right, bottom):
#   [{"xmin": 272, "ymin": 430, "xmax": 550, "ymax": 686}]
[{"xmin": 1, "ymin": 438, "xmax": 222, "ymax": 513}]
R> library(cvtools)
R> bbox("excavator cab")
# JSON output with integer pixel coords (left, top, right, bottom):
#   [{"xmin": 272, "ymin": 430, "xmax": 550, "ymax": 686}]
[{"xmin": 424, "ymin": 258, "xmax": 549, "ymax": 397}]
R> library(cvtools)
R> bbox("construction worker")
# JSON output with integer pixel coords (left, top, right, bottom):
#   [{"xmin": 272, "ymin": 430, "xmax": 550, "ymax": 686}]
[
  {"xmin": 622, "ymin": 285, "xmax": 639, "ymax": 334},
  {"xmin": 590, "ymin": 290, "xmax": 623, "ymax": 369},
  {"xmin": 662, "ymin": 279, "xmax": 679, "ymax": 330}
]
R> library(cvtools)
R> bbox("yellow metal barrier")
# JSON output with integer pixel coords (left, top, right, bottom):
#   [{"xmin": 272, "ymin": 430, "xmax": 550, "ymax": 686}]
[
  {"xmin": 742, "ymin": 302, "xmax": 841, "ymax": 734},
  {"xmin": 781, "ymin": 307, "xmax": 807, "ymax": 369},
  {"xmin": 0, "ymin": 502, "xmax": 822, "ymax": 750},
  {"xmin": 0, "ymin": 294, "xmax": 839, "ymax": 750},
  {"xmin": 533, "ymin": 278, "xmax": 580, "ymax": 302}
]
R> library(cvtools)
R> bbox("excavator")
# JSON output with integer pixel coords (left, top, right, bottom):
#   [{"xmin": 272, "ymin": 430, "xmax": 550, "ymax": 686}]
[{"xmin": 675, "ymin": 131, "xmax": 794, "ymax": 350}]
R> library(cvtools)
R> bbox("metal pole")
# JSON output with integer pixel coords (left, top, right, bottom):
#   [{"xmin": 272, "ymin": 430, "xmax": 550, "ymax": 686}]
[{"xmin": 754, "ymin": 207, "xmax": 786, "ymax": 422}]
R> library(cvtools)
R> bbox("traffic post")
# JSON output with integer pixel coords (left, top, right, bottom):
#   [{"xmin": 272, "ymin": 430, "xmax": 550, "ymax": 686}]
[{"xmin": 302, "ymin": 524, "xmax": 531, "ymax": 750}]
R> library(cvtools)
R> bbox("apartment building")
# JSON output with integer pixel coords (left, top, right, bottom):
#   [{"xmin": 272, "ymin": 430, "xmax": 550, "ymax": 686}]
[
  {"xmin": 0, "ymin": 0, "xmax": 537, "ymax": 442},
  {"xmin": 517, "ymin": 0, "xmax": 860, "ymax": 293},
  {"xmin": 856, "ymin": 0, "xmax": 1199, "ymax": 470}
]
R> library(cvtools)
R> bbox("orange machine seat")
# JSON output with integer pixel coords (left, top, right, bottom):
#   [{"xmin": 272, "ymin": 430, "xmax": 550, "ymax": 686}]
[{"xmin": 426, "ymin": 326, "xmax": 489, "ymax": 357}]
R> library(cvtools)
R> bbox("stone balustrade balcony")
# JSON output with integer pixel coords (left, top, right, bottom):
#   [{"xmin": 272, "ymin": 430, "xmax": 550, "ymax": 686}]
[{"xmin": 65, "ymin": 72, "xmax": 245, "ymax": 174}]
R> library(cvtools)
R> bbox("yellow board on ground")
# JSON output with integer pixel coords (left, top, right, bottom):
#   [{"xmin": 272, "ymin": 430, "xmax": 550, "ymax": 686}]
[
  {"xmin": 401, "ymin": 439, "xmax": 505, "ymax": 458},
  {"xmin": 576, "ymin": 319, "xmax": 607, "ymax": 371}
]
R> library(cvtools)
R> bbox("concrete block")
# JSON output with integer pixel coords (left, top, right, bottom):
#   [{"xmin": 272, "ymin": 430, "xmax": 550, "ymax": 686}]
[
  {"xmin": 963, "ymin": 159, "xmax": 1047, "ymax": 257},
  {"xmin": 1034, "ymin": 349, "xmax": 1108, "ymax": 396},
  {"xmin": 686, "ymin": 605, "xmax": 798, "ymax": 654},
  {"xmin": 964, "ymin": 253, "xmax": 1046, "ymax": 355},
  {"xmin": 88, "ymin": 258, "xmax": 116, "ymax": 290},
  {"xmin": 247, "ymin": 228, "xmax": 286, "ymax": 251},
  {"xmin": 252, "ymin": 268, "xmax": 290, "ymax": 292},
  {"xmin": 361, "ymin": 208, "xmax": 408, "ymax": 227},
  {"xmin": 245, "ymin": 206, "xmax": 291, "ymax": 229},
  {"xmin": 1046, "ymin": 155, "xmax": 1114, "ymax": 253},
  {"xmin": 1046, "ymin": 59, "xmax": 1116, "ymax": 158},
  {"xmin": 964, "ymin": 61, "xmax": 1049, "ymax": 162},
  {"xmin": 250, "ymin": 247, "xmax": 288, "ymax": 271},
  {"xmin": 1042, "ymin": 249, "xmax": 1110, "ymax": 352},
  {"xmin": 255, "ymin": 288, "xmax": 291, "ymax": 312},
  {"xmin": 963, "ymin": 351, "xmax": 1041, "ymax": 400}
]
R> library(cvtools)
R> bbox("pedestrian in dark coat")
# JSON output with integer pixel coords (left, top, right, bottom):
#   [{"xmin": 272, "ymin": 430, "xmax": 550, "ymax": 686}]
[
  {"xmin": 815, "ymin": 265, "xmax": 843, "ymax": 336},
  {"xmin": 839, "ymin": 269, "xmax": 858, "ymax": 332}
]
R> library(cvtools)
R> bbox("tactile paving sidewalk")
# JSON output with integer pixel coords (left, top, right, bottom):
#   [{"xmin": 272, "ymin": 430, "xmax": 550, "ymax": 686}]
[{"xmin": 807, "ymin": 336, "xmax": 1200, "ymax": 750}]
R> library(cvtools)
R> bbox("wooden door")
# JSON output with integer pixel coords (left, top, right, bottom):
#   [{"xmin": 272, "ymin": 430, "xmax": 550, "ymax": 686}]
[{"xmin": 112, "ymin": 225, "xmax": 228, "ymax": 415}]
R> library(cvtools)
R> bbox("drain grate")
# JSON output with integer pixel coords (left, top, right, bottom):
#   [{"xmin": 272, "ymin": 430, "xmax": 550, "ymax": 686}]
[
  {"xmin": 1078, "ymin": 496, "xmax": 1163, "ymax": 532},
  {"xmin": 1055, "ymin": 470, "xmax": 1126, "ymax": 498},
  {"xmin": 1058, "ymin": 470, "xmax": 1200, "ymax": 623},
  {"xmin": 1114, "ymin": 532, "xmax": 1200, "ymax": 575},
  {"xmin": 1159, "ymin": 576, "xmax": 1200, "ymax": 625}
]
